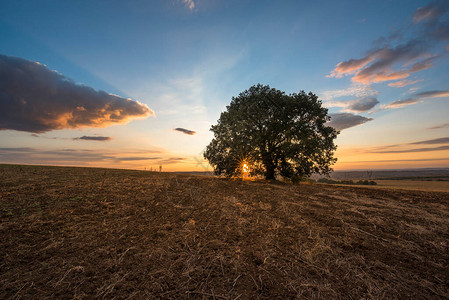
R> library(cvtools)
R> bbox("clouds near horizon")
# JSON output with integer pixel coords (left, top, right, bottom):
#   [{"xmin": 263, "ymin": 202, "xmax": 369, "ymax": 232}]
[
  {"xmin": 410, "ymin": 137, "xmax": 449, "ymax": 144},
  {"xmin": 0, "ymin": 54, "xmax": 154, "ymax": 133},
  {"xmin": 75, "ymin": 136, "xmax": 112, "ymax": 141},
  {"xmin": 428, "ymin": 122, "xmax": 449, "ymax": 130},
  {"xmin": 0, "ymin": 147, "xmax": 186, "ymax": 165},
  {"xmin": 373, "ymin": 145, "xmax": 449, "ymax": 153},
  {"xmin": 368, "ymin": 136, "xmax": 449, "ymax": 153}
]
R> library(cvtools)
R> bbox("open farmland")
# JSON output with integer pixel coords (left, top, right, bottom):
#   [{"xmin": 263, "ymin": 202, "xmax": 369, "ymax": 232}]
[
  {"xmin": 370, "ymin": 180, "xmax": 449, "ymax": 193},
  {"xmin": 1, "ymin": 164, "xmax": 449, "ymax": 299}
]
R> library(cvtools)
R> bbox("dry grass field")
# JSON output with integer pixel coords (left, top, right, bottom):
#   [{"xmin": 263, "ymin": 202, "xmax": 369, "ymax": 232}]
[
  {"xmin": 372, "ymin": 180, "xmax": 449, "ymax": 193},
  {"xmin": 324, "ymin": 180, "xmax": 449, "ymax": 193},
  {"xmin": 1, "ymin": 164, "xmax": 449, "ymax": 299}
]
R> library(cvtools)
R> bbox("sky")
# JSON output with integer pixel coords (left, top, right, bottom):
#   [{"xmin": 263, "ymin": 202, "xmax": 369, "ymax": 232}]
[{"xmin": 0, "ymin": 0, "xmax": 448, "ymax": 171}]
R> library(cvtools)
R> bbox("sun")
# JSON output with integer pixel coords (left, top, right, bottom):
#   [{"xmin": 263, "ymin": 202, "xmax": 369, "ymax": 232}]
[{"xmin": 235, "ymin": 155, "xmax": 251, "ymax": 178}]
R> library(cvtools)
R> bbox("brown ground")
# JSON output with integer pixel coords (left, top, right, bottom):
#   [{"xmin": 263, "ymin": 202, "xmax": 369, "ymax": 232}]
[
  {"xmin": 372, "ymin": 180, "xmax": 449, "ymax": 193},
  {"xmin": 1, "ymin": 164, "xmax": 448, "ymax": 299}
]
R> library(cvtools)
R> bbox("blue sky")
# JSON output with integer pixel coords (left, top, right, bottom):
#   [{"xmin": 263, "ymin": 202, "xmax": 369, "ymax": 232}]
[{"xmin": 0, "ymin": 0, "xmax": 448, "ymax": 170}]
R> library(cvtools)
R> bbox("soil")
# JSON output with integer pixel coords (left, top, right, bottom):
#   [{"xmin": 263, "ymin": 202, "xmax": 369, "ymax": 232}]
[{"xmin": 1, "ymin": 164, "xmax": 448, "ymax": 299}]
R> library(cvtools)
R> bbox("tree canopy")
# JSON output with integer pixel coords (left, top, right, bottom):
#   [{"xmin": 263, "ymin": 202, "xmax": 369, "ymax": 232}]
[{"xmin": 204, "ymin": 84, "xmax": 338, "ymax": 180}]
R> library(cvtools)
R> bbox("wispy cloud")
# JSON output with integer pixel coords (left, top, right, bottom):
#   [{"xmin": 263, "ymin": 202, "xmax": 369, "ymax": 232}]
[
  {"xmin": 385, "ymin": 89, "xmax": 449, "ymax": 109},
  {"xmin": 0, "ymin": 147, "xmax": 35, "ymax": 152},
  {"xmin": 182, "ymin": 0, "xmax": 195, "ymax": 11},
  {"xmin": 0, "ymin": 147, "xmax": 187, "ymax": 166},
  {"xmin": 428, "ymin": 122, "xmax": 449, "ymax": 130},
  {"xmin": 320, "ymin": 84, "xmax": 378, "ymax": 100},
  {"xmin": 75, "ymin": 136, "xmax": 112, "ymax": 141},
  {"xmin": 31, "ymin": 134, "xmax": 112, "ymax": 141},
  {"xmin": 174, "ymin": 127, "xmax": 196, "ymax": 135},
  {"xmin": 0, "ymin": 54, "xmax": 154, "ymax": 133},
  {"xmin": 153, "ymin": 76, "xmax": 206, "ymax": 116},
  {"xmin": 373, "ymin": 145, "xmax": 449, "ymax": 153},
  {"xmin": 328, "ymin": 1, "xmax": 449, "ymax": 84},
  {"xmin": 330, "ymin": 44, "xmax": 442, "ymax": 84},
  {"xmin": 327, "ymin": 113, "xmax": 373, "ymax": 131},
  {"xmin": 366, "ymin": 136, "xmax": 449, "ymax": 153},
  {"xmin": 385, "ymin": 98, "xmax": 419, "ymax": 109},
  {"xmin": 326, "ymin": 97, "xmax": 379, "ymax": 113},
  {"xmin": 415, "ymin": 90, "xmax": 449, "ymax": 98},
  {"xmin": 159, "ymin": 157, "xmax": 186, "ymax": 164},
  {"xmin": 327, "ymin": 56, "xmax": 375, "ymax": 79},
  {"xmin": 413, "ymin": 2, "xmax": 446, "ymax": 23},
  {"xmin": 387, "ymin": 79, "xmax": 422, "ymax": 87},
  {"xmin": 342, "ymin": 158, "xmax": 449, "ymax": 163},
  {"xmin": 410, "ymin": 137, "xmax": 449, "ymax": 145},
  {"xmin": 117, "ymin": 157, "xmax": 162, "ymax": 161}
]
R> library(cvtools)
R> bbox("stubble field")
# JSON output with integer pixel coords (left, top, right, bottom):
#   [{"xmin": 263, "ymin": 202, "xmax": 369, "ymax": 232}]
[{"xmin": 1, "ymin": 164, "xmax": 448, "ymax": 299}]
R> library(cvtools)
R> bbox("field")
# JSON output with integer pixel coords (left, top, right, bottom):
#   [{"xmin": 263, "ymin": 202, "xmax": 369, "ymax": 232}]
[
  {"xmin": 327, "ymin": 168, "xmax": 449, "ymax": 181},
  {"xmin": 1, "ymin": 165, "xmax": 449, "ymax": 299},
  {"xmin": 315, "ymin": 168, "xmax": 449, "ymax": 193},
  {"xmin": 371, "ymin": 180, "xmax": 449, "ymax": 193}
]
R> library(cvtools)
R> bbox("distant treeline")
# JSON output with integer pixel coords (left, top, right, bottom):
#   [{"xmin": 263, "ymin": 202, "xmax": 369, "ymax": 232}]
[
  {"xmin": 375, "ymin": 175, "xmax": 449, "ymax": 181},
  {"xmin": 322, "ymin": 169, "xmax": 449, "ymax": 180},
  {"xmin": 317, "ymin": 178, "xmax": 377, "ymax": 186}
]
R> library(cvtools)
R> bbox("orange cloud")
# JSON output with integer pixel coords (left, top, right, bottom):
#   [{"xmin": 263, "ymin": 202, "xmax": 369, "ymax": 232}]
[
  {"xmin": 0, "ymin": 54, "xmax": 154, "ymax": 133},
  {"xmin": 327, "ymin": 56, "xmax": 374, "ymax": 78},
  {"xmin": 352, "ymin": 69, "xmax": 410, "ymax": 84},
  {"xmin": 387, "ymin": 79, "xmax": 422, "ymax": 87},
  {"xmin": 328, "ymin": 2, "xmax": 449, "ymax": 85}
]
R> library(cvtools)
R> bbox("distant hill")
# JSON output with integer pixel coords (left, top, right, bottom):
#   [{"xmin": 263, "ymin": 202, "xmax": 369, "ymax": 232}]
[
  {"xmin": 176, "ymin": 168, "xmax": 449, "ymax": 181},
  {"xmin": 314, "ymin": 168, "xmax": 449, "ymax": 180}
]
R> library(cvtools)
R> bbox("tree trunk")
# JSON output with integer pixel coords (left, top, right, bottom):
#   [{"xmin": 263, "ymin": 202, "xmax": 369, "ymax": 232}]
[
  {"xmin": 265, "ymin": 162, "xmax": 276, "ymax": 180},
  {"xmin": 262, "ymin": 145, "xmax": 276, "ymax": 180}
]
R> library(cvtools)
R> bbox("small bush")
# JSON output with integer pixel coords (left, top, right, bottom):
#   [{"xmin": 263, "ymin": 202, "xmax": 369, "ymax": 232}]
[
  {"xmin": 318, "ymin": 178, "xmax": 338, "ymax": 184},
  {"xmin": 340, "ymin": 180, "xmax": 355, "ymax": 185},
  {"xmin": 291, "ymin": 175, "xmax": 302, "ymax": 184},
  {"xmin": 357, "ymin": 180, "xmax": 377, "ymax": 185}
]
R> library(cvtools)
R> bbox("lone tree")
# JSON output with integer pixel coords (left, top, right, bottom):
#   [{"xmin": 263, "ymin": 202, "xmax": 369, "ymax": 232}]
[{"xmin": 204, "ymin": 84, "xmax": 338, "ymax": 180}]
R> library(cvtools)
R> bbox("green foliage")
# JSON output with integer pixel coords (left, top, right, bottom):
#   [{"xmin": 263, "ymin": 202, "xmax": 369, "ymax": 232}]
[{"xmin": 204, "ymin": 84, "xmax": 338, "ymax": 180}]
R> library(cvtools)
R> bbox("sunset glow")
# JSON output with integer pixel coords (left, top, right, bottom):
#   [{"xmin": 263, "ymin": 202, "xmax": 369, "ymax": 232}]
[
  {"xmin": 2, "ymin": 3, "xmax": 449, "ymax": 296},
  {"xmin": 0, "ymin": 1, "xmax": 448, "ymax": 171}
]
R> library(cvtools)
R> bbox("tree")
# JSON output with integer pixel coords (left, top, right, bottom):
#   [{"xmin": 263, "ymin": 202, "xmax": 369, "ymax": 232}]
[{"xmin": 203, "ymin": 84, "xmax": 338, "ymax": 180}]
